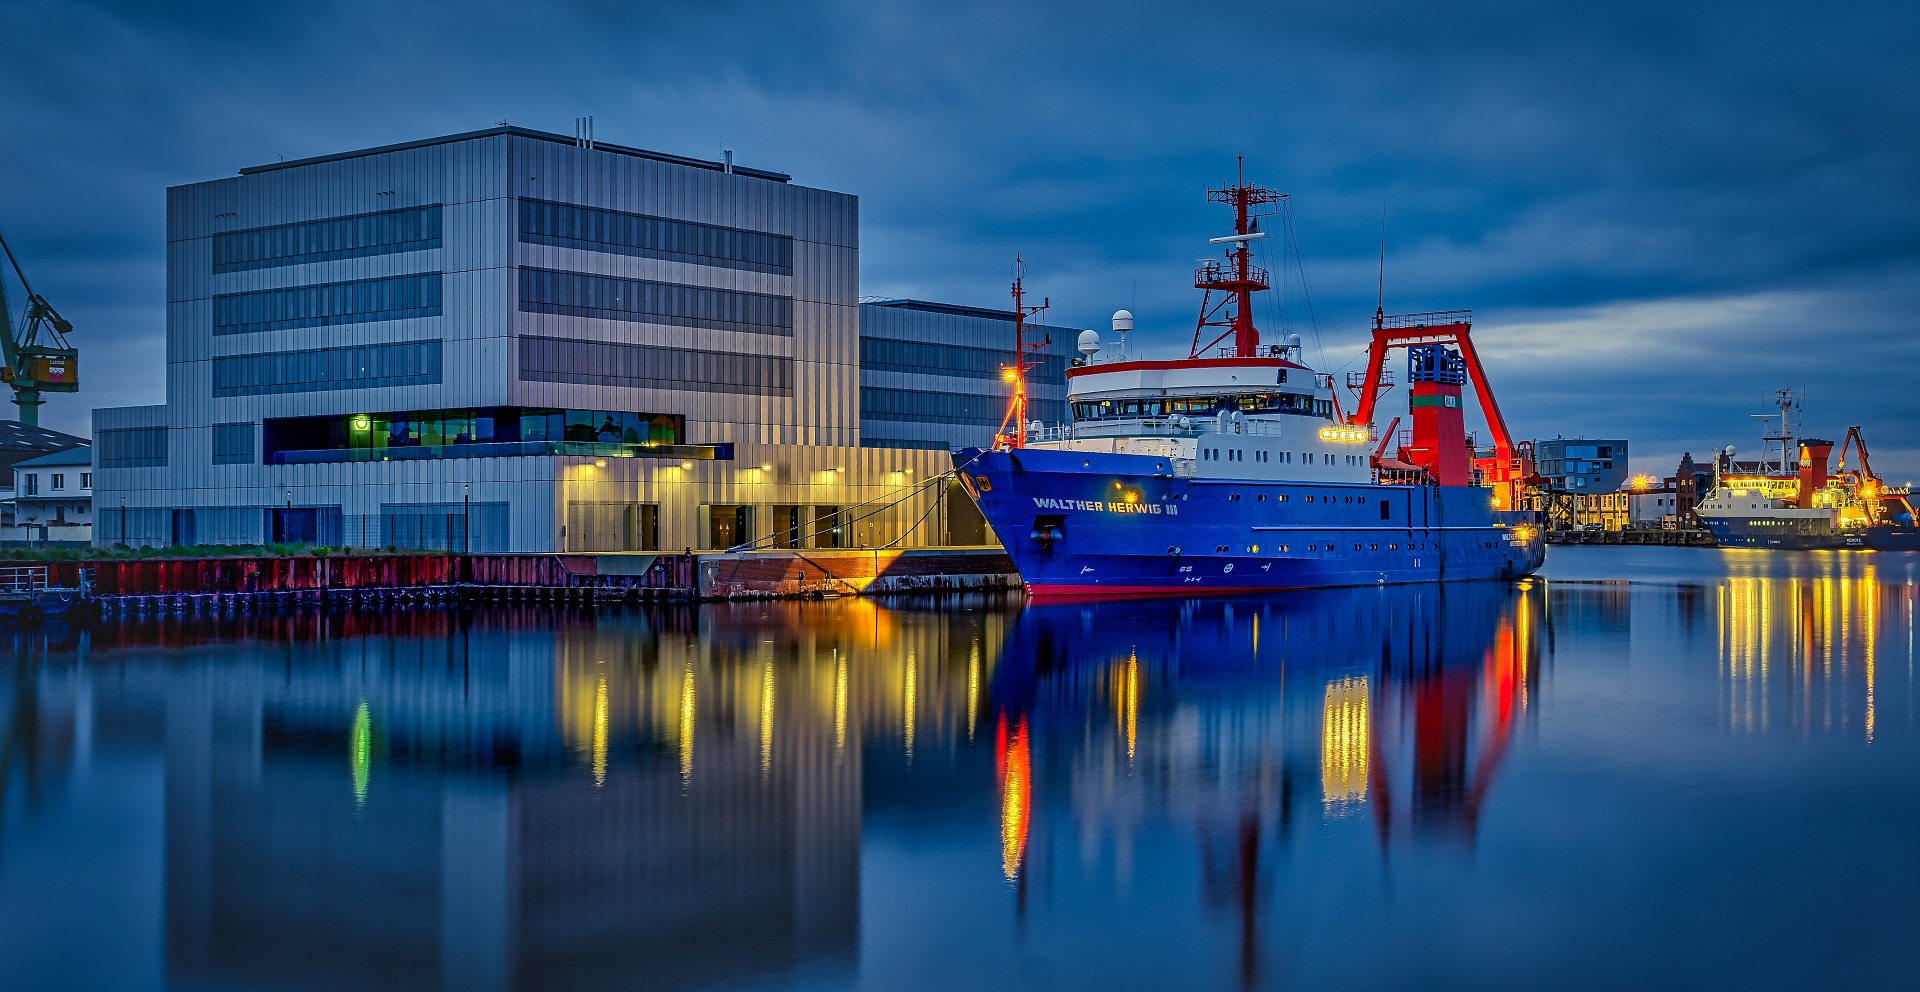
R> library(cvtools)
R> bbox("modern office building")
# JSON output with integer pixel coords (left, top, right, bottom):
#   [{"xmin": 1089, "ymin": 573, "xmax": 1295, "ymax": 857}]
[
  {"xmin": 857, "ymin": 299, "xmax": 1070, "ymax": 451},
  {"xmin": 94, "ymin": 126, "xmax": 1076, "ymax": 552},
  {"xmin": 1532, "ymin": 437, "xmax": 1630, "ymax": 493}
]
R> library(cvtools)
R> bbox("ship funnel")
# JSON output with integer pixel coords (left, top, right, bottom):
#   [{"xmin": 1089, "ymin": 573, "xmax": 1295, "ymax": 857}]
[{"xmin": 1797, "ymin": 438, "xmax": 1834, "ymax": 508}]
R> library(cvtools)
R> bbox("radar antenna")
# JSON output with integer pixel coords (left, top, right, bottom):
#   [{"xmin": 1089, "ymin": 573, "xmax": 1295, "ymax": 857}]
[{"xmin": 1188, "ymin": 157, "xmax": 1284, "ymax": 359}]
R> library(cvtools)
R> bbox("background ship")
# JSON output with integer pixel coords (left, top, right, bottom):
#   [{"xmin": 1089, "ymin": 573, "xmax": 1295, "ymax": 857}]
[
  {"xmin": 1694, "ymin": 389, "xmax": 1919, "ymax": 550},
  {"xmin": 956, "ymin": 164, "xmax": 1545, "ymax": 599}
]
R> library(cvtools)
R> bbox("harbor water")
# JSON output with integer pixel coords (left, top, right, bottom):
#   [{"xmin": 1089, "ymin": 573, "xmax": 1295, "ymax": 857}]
[{"xmin": 3, "ymin": 547, "xmax": 1916, "ymax": 990}]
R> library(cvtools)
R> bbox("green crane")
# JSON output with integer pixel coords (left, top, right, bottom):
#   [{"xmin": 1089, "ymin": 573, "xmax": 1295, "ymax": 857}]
[{"xmin": 0, "ymin": 229, "xmax": 80, "ymax": 426}]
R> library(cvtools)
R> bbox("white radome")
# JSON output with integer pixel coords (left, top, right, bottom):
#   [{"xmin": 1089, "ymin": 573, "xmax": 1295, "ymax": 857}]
[{"xmin": 1077, "ymin": 329, "xmax": 1101, "ymax": 356}]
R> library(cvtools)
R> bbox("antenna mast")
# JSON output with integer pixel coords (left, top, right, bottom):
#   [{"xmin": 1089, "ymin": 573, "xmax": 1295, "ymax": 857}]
[
  {"xmin": 1375, "ymin": 198, "xmax": 1387, "ymax": 330},
  {"xmin": 996, "ymin": 256, "xmax": 1050, "ymax": 449},
  {"xmin": 1189, "ymin": 156, "xmax": 1284, "ymax": 359}
]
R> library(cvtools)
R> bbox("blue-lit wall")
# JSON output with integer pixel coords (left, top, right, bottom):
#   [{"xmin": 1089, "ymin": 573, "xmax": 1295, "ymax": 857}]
[
  {"xmin": 93, "ymin": 127, "xmax": 960, "ymax": 551},
  {"xmin": 857, "ymin": 301, "xmax": 1077, "ymax": 451},
  {"xmin": 1533, "ymin": 437, "xmax": 1630, "ymax": 492}
]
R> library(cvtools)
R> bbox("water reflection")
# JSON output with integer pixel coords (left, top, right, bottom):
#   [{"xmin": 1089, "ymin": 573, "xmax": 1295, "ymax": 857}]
[
  {"xmin": 4, "ymin": 553, "xmax": 1918, "ymax": 989},
  {"xmin": 997, "ymin": 582, "xmax": 1543, "ymax": 986},
  {"xmin": 1716, "ymin": 568, "xmax": 1902, "ymax": 740}
]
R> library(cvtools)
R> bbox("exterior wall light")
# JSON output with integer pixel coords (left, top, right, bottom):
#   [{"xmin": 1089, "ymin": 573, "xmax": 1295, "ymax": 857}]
[
  {"xmin": 681, "ymin": 461, "xmax": 694, "ymax": 470},
  {"xmin": 352, "ymin": 415, "xmax": 371, "ymax": 431},
  {"xmin": 594, "ymin": 459, "xmax": 607, "ymax": 468},
  {"xmin": 760, "ymin": 464, "xmax": 774, "ymax": 471}
]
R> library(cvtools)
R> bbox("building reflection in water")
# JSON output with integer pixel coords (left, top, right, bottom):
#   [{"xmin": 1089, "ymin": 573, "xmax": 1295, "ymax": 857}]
[
  {"xmin": 15, "ymin": 559, "xmax": 1908, "ymax": 990},
  {"xmin": 0, "ymin": 600, "xmax": 1011, "ymax": 992}
]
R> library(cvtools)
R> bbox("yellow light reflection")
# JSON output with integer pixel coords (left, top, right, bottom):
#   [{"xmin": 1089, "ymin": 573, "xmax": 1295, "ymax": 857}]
[
  {"xmin": 591, "ymin": 674, "xmax": 609, "ymax": 787},
  {"xmin": 1321, "ymin": 676, "xmax": 1369, "ymax": 806},
  {"xmin": 678, "ymin": 665, "xmax": 696, "ymax": 785},
  {"xmin": 1114, "ymin": 651, "xmax": 1140, "ymax": 765},
  {"xmin": 834, "ymin": 650, "xmax": 849, "ymax": 758},
  {"xmin": 350, "ymin": 700, "xmax": 371, "ymax": 805},
  {"xmin": 760, "ymin": 661, "xmax": 776, "ymax": 773},
  {"xmin": 1000, "ymin": 717, "xmax": 1031, "ymax": 881},
  {"xmin": 1716, "ymin": 562, "xmax": 1885, "ymax": 740},
  {"xmin": 967, "ymin": 640, "xmax": 981, "ymax": 740},
  {"xmin": 903, "ymin": 650, "xmax": 918, "ymax": 761}
]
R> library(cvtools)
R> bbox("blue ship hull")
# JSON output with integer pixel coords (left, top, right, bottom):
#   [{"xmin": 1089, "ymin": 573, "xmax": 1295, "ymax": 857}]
[
  {"xmin": 956, "ymin": 446, "xmax": 1545, "ymax": 601},
  {"xmin": 1699, "ymin": 515, "xmax": 1920, "ymax": 551}
]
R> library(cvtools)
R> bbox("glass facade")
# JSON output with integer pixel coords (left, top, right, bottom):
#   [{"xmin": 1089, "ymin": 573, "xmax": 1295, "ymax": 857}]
[
  {"xmin": 861, "ymin": 388, "xmax": 1009, "ymax": 427},
  {"xmin": 380, "ymin": 501, "xmax": 509, "ymax": 553},
  {"xmin": 212, "ymin": 341, "xmax": 443, "ymax": 397},
  {"xmin": 261, "ymin": 406, "xmax": 695, "ymax": 464},
  {"xmin": 212, "ymin": 205, "xmax": 441, "ymax": 273},
  {"xmin": 518, "ymin": 334, "xmax": 793, "ymax": 397},
  {"xmin": 213, "ymin": 273, "xmax": 442, "ymax": 335},
  {"xmin": 519, "ymin": 198, "xmax": 792, "ymax": 275},
  {"xmin": 1072, "ymin": 392, "xmax": 1333, "ymax": 421},
  {"xmin": 519, "ymin": 267, "xmax": 792, "ymax": 337},
  {"xmin": 96, "ymin": 427, "xmax": 168, "ymax": 468},
  {"xmin": 858, "ymin": 337, "xmax": 1068, "ymax": 382},
  {"xmin": 859, "ymin": 437, "xmax": 951, "ymax": 450},
  {"xmin": 211, "ymin": 423, "xmax": 255, "ymax": 465}
]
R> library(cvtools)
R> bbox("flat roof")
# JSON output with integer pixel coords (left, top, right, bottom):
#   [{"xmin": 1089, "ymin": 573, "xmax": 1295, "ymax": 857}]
[
  {"xmin": 864, "ymin": 298, "xmax": 1025, "ymax": 322},
  {"xmin": 238, "ymin": 125, "xmax": 792, "ymax": 183}
]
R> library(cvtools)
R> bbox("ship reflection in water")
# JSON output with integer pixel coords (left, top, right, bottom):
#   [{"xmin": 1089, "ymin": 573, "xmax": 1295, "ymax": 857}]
[{"xmin": 3, "ymin": 549, "xmax": 1919, "ymax": 990}]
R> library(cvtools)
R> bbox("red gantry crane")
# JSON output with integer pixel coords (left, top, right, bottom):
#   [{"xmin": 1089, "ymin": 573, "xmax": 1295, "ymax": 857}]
[
  {"xmin": 1342, "ymin": 308, "xmax": 1534, "ymax": 506},
  {"xmin": 0, "ymin": 228, "xmax": 80, "ymax": 426}
]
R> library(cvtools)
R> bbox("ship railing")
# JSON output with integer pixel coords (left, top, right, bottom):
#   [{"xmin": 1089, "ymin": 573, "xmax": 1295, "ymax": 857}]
[
  {"xmin": 1375, "ymin": 309, "xmax": 1472, "ymax": 330},
  {"xmin": 1054, "ymin": 418, "xmax": 1292, "ymax": 440},
  {"xmin": 0, "ymin": 565, "xmax": 51, "ymax": 594}
]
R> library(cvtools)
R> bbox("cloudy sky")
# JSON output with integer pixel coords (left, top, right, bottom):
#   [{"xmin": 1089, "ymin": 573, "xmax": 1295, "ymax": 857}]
[{"xmin": 3, "ymin": 0, "xmax": 1917, "ymax": 476}]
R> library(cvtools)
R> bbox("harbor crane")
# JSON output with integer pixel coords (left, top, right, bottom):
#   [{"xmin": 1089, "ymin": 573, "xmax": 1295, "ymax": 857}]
[{"xmin": 0, "ymin": 228, "xmax": 80, "ymax": 425}]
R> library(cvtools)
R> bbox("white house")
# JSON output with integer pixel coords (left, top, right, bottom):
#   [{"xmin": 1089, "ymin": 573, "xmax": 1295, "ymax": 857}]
[{"xmin": 7, "ymin": 444, "xmax": 93, "ymax": 546}]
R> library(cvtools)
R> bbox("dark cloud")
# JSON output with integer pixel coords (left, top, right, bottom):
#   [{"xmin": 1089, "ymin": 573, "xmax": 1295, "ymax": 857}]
[{"xmin": 3, "ymin": 0, "xmax": 1917, "ymax": 474}]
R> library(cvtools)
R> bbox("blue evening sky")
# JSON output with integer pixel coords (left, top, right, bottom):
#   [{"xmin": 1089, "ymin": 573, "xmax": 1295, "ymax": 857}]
[{"xmin": 2, "ymin": 1, "xmax": 1916, "ymax": 476}]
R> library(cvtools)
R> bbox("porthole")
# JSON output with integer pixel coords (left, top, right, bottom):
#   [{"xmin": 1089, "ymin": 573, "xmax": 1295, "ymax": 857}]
[
  {"xmin": 1257, "ymin": 494, "xmax": 1266, "ymax": 502},
  {"xmin": 1248, "ymin": 545, "xmax": 1260, "ymax": 553},
  {"xmin": 1306, "ymin": 495, "xmax": 1315, "ymax": 503}
]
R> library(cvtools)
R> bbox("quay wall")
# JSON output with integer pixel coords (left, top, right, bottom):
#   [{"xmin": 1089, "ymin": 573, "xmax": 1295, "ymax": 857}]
[{"xmin": 23, "ymin": 547, "xmax": 1018, "ymax": 608}]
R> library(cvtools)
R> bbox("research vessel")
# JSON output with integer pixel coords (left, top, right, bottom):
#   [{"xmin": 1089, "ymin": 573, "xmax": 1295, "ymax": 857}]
[
  {"xmin": 956, "ymin": 167, "xmax": 1545, "ymax": 600},
  {"xmin": 1694, "ymin": 390, "xmax": 1919, "ymax": 550}
]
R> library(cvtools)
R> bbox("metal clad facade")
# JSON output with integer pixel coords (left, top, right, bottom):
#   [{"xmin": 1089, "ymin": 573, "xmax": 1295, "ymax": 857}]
[
  {"xmin": 98, "ymin": 127, "xmax": 954, "ymax": 552},
  {"xmin": 857, "ymin": 301, "xmax": 1077, "ymax": 451}
]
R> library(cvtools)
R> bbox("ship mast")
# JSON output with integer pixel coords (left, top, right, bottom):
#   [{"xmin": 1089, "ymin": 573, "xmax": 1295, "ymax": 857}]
[
  {"xmin": 996, "ymin": 256, "xmax": 1050, "ymax": 449},
  {"xmin": 1189, "ymin": 157, "xmax": 1284, "ymax": 359}
]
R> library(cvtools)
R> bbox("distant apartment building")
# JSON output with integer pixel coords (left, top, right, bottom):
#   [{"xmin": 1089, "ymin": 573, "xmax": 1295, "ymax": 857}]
[
  {"xmin": 93, "ymin": 126, "xmax": 1080, "ymax": 552},
  {"xmin": 1532, "ymin": 437, "xmax": 1629, "ymax": 492}
]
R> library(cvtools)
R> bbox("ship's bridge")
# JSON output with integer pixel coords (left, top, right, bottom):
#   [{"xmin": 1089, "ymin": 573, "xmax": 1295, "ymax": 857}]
[{"xmin": 1065, "ymin": 355, "xmax": 1333, "ymax": 428}]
